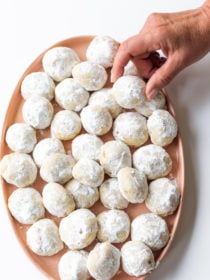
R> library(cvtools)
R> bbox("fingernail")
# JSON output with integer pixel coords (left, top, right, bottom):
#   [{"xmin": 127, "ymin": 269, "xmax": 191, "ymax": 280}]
[{"xmin": 147, "ymin": 89, "xmax": 158, "ymax": 99}]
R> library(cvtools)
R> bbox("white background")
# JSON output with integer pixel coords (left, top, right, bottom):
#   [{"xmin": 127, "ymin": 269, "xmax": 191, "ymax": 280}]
[{"xmin": 0, "ymin": 0, "xmax": 210, "ymax": 279}]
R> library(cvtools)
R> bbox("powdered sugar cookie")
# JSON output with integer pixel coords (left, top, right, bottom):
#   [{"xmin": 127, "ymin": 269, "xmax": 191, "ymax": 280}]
[
  {"xmin": 147, "ymin": 109, "xmax": 178, "ymax": 147},
  {"xmin": 6, "ymin": 123, "xmax": 37, "ymax": 153},
  {"xmin": 27, "ymin": 218, "xmax": 64, "ymax": 256},
  {"xmin": 80, "ymin": 105, "xmax": 112, "ymax": 136},
  {"xmin": 59, "ymin": 209, "xmax": 98, "ymax": 250},
  {"xmin": 133, "ymin": 144, "xmax": 172, "ymax": 180},
  {"xmin": 113, "ymin": 112, "xmax": 148, "ymax": 147},
  {"xmin": 72, "ymin": 61, "xmax": 108, "ymax": 91},
  {"xmin": 123, "ymin": 60, "xmax": 139, "ymax": 76},
  {"xmin": 21, "ymin": 71, "xmax": 55, "ymax": 101},
  {"xmin": 86, "ymin": 35, "xmax": 120, "ymax": 68},
  {"xmin": 42, "ymin": 46, "xmax": 80, "ymax": 82},
  {"xmin": 8, "ymin": 187, "xmax": 45, "ymax": 224},
  {"xmin": 51, "ymin": 110, "xmax": 82, "ymax": 140},
  {"xmin": 55, "ymin": 78, "xmax": 89, "ymax": 111}
]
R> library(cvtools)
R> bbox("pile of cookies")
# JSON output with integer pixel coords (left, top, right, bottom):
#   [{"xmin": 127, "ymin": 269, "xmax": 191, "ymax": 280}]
[{"xmin": 0, "ymin": 35, "xmax": 181, "ymax": 280}]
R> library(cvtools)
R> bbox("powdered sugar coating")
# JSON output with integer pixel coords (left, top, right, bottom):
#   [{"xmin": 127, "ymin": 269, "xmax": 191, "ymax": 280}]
[
  {"xmin": 117, "ymin": 167, "xmax": 148, "ymax": 203},
  {"xmin": 42, "ymin": 182, "xmax": 75, "ymax": 217},
  {"xmin": 113, "ymin": 112, "xmax": 148, "ymax": 147},
  {"xmin": 146, "ymin": 178, "xmax": 180, "ymax": 216},
  {"xmin": 55, "ymin": 78, "xmax": 89, "ymax": 111},
  {"xmin": 133, "ymin": 144, "xmax": 172, "ymax": 180},
  {"xmin": 80, "ymin": 105, "xmax": 112, "ymax": 136},
  {"xmin": 65, "ymin": 179, "xmax": 99, "ymax": 208},
  {"xmin": 97, "ymin": 209, "xmax": 130, "ymax": 243},
  {"xmin": 112, "ymin": 75, "xmax": 146, "ymax": 109},
  {"xmin": 27, "ymin": 218, "xmax": 64, "ymax": 256},
  {"xmin": 51, "ymin": 110, "xmax": 82, "ymax": 140},
  {"xmin": 147, "ymin": 109, "xmax": 178, "ymax": 147},
  {"xmin": 121, "ymin": 240, "xmax": 155, "ymax": 277},
  {"xmin": 0, "ymin": 153, "xmax": 37, "ymax": 188},
  {"xmin": 21, "ymin": 72, "xmax": 55, "ymax": 101},
  {"xmin": 86, "ymin": 35, "xmax": 120, "ymax": 68},
  {"xmin": 6, "ymin": 123, "xmax": 37, "ymax": 153},
  {"xmin": 58, "ymin": 250, "xmax": 89, "ymax": 280},
  {"xmin": 42, "ymin": 46, "xmax": 80, "ymax": 82},
  {"xmin": 59, "ymin": 209, "xmax": 98, "ymax": 250},
  {"xmin": 131, "ymin": 213, "xmax": 169, "ymax": 251},
  {"xmin": 8, "ymin": 187, "xmax": 45, "ymax": 224},
  {"xmin": 72, "ymin": 61, "xmax": 108, "ymax": 91},
  {"xmin": 99, "ymin": 178, "xmax": 129, "ymax": 210},
  {"xmin": 99, "ymin": 140, "xmax": 132, "ymax": 177},
  {"xmin": 123, "ymin": 60, "xmax": 139, "ymax": 76},
  {"xmin": 22, "ymin": 96, "xmax": 54, "ymax": 129}
]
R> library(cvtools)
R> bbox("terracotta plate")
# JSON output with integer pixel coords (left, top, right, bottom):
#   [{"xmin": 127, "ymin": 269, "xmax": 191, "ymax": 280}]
[{"xmin": 0, "ymin": 36, "xmax": 185, "ymax": 280}]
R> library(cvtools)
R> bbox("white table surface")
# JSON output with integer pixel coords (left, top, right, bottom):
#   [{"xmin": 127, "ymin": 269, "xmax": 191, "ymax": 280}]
[{"xmin": 0, "ymin": 0, "xmax": 210, "ymax": 279}]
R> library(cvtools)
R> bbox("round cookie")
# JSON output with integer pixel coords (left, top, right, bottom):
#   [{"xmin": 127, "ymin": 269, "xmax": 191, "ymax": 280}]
[
  {"xmin": 65, "ymin": 179, "xmax": 99, "ymax": 209},
  {"xmin": 32, "ymin": 138, "xmax": 65, "ymax": 167},
  {"xmin": 99, "ymin": 140, "xmax": 132, "ymax": 177},
  {"xmin": 123, "ymin": 60, "xmax": 139, "ymax": 76},
  {"xmin": 147, "ymin": 109, "xmax": 178, "ymax": 147},
  {"xmin": 26, "ymin": 218, "xmax": 64, "ymax": 256},
  {"xmin": 71, "ymin": 133, "xmax": 104, "ymax": 161},
  {"xmin": 111, "ymin": 75, "xmax": 145, "ymax": 109},
  {"xmin": 117, "ymin": 167, "xmax": 148, "ymax": 203},
  {"xmin": 22, "ymin": 96, "xmax": 54, "ymax": 129},
  {"xmin": 133, "ymin": 144, "xmax": 172, "ymax": 180},
  {"xmin": 86, "ymin": 35, "xmax": 120, "ymax": 68},
  {"xmin": 21, "ymin": 71, "xmax": 55, "ymax": 101},
  {"xmin": 113, "ymin": 112, "xmax": 148, "ymax": 147},
  {"xmin": 88, "ymin": 87, "xmax": 122, "ymax": 118},
  {"xmin": 42, "ymin": 182, "xmax": 75, "ymax": 217},
  {"xmin": 55, "ymin": 78, "xmax": 89, "ymax": 111},
  {"xmin": 59, "ymin": 209, "xmax": 98, "ymax": 250},
  {"xmin": 58, "ymin": 250, "xmax": 89, "ymax": 280},
  {"xmin": 42, "ymin": 46, "xmax": 80, "ymax": 82},
  {"xmin": 72, "ymin": 158, "xmax": 104, "ymax": 188},
  {"xmin": 51, "ymin": 110, "xmax": 82, "ymax": 140},
  {"xmin": 145, "ymin": 177, "xmax": 180, "ymax": 216},
  {"xmin": 87, "ymin": 242, "xmax": 120, "ymax": 280},
  {"xmin": 6, "ymin": 123, "xmax": 37, "ymax": 153},
  {"xmin": 72, "ymin": 61, "xmax": 108, "ymax": 91},
  {"xmin": 99, "ymin": 178, "xmax": 129, "ymax": 210},
  {"xmin": 80, "ymin": 105, "xmax": 112, "ymax": 136},
  {"xmin": 40, "ymin": 153, "xmax": 75, "ymax": 184},
  {"xmin": 121, "ymin": 240, "xmax": 155, "ymax": 277},
  {"xmin": 97, "ymin": 209, "xmax": 130, "ymax": 243},
  {"xmin": 8, "ymin": 187, "xmax": 45, "ymax": 224},
  {"xmin": 0, "ymin": 153, "xmax": 37, "ymax": 188},
  {"xmin": 131, "ymin": 213, "xmax": 170, "ymax": 251}
]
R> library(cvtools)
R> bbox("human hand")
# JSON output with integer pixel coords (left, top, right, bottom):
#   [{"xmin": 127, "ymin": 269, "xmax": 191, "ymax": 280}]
[{"xmin": 111, "ymin": 2, "xmax": 210, "ymax": 99}]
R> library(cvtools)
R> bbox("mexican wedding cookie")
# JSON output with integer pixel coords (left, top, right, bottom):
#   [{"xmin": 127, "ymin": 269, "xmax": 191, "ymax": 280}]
[
  {"xmin": 5, "ymin": 123, "xmax": 37, "ymax": 153},
  {"xmin": 42, "ymin": 46, "xmax": 80, "ymax": 82},
  {"xmin": 26, "ymin": 218, "xmax": 64, "ymax": 256},
  {"xmin": 0, "ymin": 153, "xmax": 37, "ymax": 188},
  {"xmin": 146, "ymin": 177, "xmax": 180, "ymax": 216},
  {"xmin": 59, "ymin": 209, "xmax": 98, "ymax": 250},
  {"xmin": 72, "ymin": 61, "xmax": 108, "ymax": 91},
  {"xmin": 131, "ymin": 213, "xmax": 170, "ymax": 251},
  {"xmin": 87, "ymin": 242, "xmax": 120, "ymax": 280},
  {"xmin": 8, "ymin": 187, "xmax": 45, "ymax": 224},
  {"xmin": 133, "ymin": 144, "xmax": 172, "ymax": 180},
  {"xmin": 121, "ymin": 241, "xmax": 155, "ymax": 277},
  {"xmin": 97, "ymin": 209, "xmax": 130, "ymax": 243},
  {"xmin": 58, "ymin": 250, "xmax": 89, "ymax": 280},
  {"xmin": 99, "ymin": 140, "xmax": 132, "ymax": 177},
  {"xmin": 112, "ymin": 75, "xmax": 145, "ymax": 109},
  {"xmin": 51, "ymin": 110, "xmax": 82, "ymax": 140},
  {"xmin": 113, "ymin": 112, "xmax": 148, "ymax": 147},
  {"xmin": 80, "ymin": 105, "xmax": 112, "ymax": 136},
  {"xmin": 147, "ymin": 109, "xmax": 178, "ymax": 146},
  {"xmin": 86, "ymin": 35, "xmax": 120, "ymax": 68}
]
